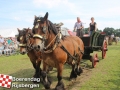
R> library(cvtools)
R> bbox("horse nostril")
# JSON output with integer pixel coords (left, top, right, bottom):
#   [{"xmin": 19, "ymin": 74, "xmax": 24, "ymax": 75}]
[
  {"xmin": 23, "ymin": 51, "xmax": 25, "ymax": 54},
  {"xmin": 34, "ymin": 46, "xmax": 36, "ymax": 49},
  {"xmin": 38, "ymin": 45, "xmax": 40, "ymax": 49},
  {"xmin": 21, "ymin": 51, "xmax": 25, "ymax": 55}
]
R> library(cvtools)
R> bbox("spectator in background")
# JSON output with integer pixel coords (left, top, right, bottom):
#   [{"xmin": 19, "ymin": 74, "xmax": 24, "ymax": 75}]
[
  {"xmin": 74, "ymin": 17, "xmax": 84, "ymax": 37},
  {"xmin": 89, "ymin": 17, "xmax": 97, "ymax": 35},
  {"xmin": 3, "ymin": 40, "xmax": 11, "ymax": 55},
  {"xmin": 7, "ymin": 37, "xmax": 12, "ymax": 45},
  {"xmin": 0, "ymin": 35, "xmax": 4, "ymax": 52},
  {"xmin": 0, "ymin": 35, "xmax": 4, "ymax": 45}
]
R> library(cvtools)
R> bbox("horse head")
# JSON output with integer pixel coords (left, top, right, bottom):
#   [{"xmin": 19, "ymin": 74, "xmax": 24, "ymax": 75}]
[
  {"xmin": 17, "ymin": 28, "xmax": 33, "ymax": 54},
  {"xmin": 32, "ymin": 12, "xmax": 59, "ymax": 51}
]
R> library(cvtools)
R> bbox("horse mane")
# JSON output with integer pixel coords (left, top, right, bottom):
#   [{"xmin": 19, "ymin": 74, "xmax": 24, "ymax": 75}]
[{"xmin": 48, "ymin": 20, "xmax": 59, "ymax": 35}]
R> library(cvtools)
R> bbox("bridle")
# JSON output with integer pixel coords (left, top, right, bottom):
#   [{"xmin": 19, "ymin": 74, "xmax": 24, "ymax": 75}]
[
  {"xmin": 26, "ymin": 33, "xmax": 34, "ymax": 51},
  {"xmin": 18, "ymin": 35, "xmax": 27, "ymax": 47},
  {"xmin": 33, "ymin": 20, "xmax": 62, "ymax": 53},
  {"xmin": 18, "ymin": 32, "xmax": 34, "ymax": 51},
  {"xmin": 33, "ymin": 19, "xmax": 48, "ymax": 40}
]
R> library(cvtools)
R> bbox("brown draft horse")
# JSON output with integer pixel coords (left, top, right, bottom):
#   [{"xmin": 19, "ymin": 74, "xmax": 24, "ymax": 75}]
[
  {"xmin": 17, "ymin": 28, "xmax": 52, "ymax": 83},
  {"xmin": 32, "ymin": 12, "xmax": 84, "ymax": 90},
  {"xmin": 17, "ymin": 28, "xmax": 42, "ymax": 82}
]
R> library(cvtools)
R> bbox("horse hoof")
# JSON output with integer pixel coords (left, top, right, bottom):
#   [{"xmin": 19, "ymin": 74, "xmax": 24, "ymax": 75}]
[
  {"xmin": 42, "ymin": 81, "xmax": 51, "ymax": 89},
  {"xmin": 55, "ymin": 81, "xmax": 65, "ymax": 90},
  {"xmin": 69, "ymin": 70, "xmax": 77, "ymax": 80},
  {"xmin": 75, "ymin": 67, "xmax": 83, "ymax": 76}
]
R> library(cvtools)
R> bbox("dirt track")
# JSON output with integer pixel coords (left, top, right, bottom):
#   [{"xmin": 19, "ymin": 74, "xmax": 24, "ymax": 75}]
[
  {"xmin": 65, "ymin": 66, "xmax": 93, "ymax": 90},
  {"xmin": 42, "ymin": 64, "xmax": 94, "ymax": 90}
]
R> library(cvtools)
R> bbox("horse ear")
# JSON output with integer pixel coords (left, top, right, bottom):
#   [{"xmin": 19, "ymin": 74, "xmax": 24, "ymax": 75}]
[
  {"xmin": 44, "ymin": 12, "xmax": 48, "ymax": 21},
  {"xmin": 17, "ymin": 28, "xmax": 20, "ymax": 32},
  {"xmin": 26, "ymin": 29, "xmax": 29, "ymax": 33}
]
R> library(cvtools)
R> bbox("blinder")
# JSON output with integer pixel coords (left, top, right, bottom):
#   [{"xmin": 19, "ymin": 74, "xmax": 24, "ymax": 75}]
[{"xmin": 42, "ymin": 26, "xmax": 47, "ymax": 33}]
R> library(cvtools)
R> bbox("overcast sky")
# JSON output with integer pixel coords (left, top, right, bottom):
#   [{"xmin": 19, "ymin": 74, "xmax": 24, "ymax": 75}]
[{"xmin": 0, "ymin": 0, "xmax": 120, "ymax": 37}]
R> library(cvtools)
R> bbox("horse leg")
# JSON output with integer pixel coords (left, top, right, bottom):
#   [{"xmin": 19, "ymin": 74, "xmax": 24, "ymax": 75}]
[
  {"xmin": 69, "ymin": 64, "xmax": 77, "ymax": 80},
  {"xmin": 32, "ymin": 59, "xmax": 42, "ymax": 83},
  {"xmin": 75, "ymin": 64, "xmax": 83, "ymax": 76},
  {"xmin": 41, "ymin": 62, "xmax": 52, "ymax": 89},
  {"xmin": 30, "ymin": 60, "xmax": 36, "ymax": 77},
  {"xmin": 43, "ymin": 62, "xmax": 53, "ymax": 74},
  {"xmin": 35, "ymin": 60, "xmax": 41, "ymax": 77},
  {"xmin": 70, "ymin": 54, "xmax": 83, "ymax": 78},
  {"xmin": 75, "ymin": 54, "xmax": 83, "ymax": 76},
  {"xmin": 55, "ymin": 63, "xmax": 65, "ymax": 90}
]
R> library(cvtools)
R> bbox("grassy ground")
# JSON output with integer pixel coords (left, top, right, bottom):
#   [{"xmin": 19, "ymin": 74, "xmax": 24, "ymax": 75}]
[{"xmin": 0, "ymin": 42, "xmax": 120, "ymax": 90}]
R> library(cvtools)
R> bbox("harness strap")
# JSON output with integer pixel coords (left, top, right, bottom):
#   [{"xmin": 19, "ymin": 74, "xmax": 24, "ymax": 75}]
[
  {"xmin": 43, "ymin": 43, "xmax": 57, "ymax": 53},
  {"xmin": 78, "ymin": 46, "xmax": 84, "ymax": 54},
  {"xmin": 61, "ymin": 45, "xmax": 77, "ymax": 60}
]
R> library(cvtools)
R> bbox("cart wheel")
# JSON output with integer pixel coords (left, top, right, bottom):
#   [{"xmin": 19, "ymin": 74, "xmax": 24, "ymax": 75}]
[
  {"xmin": 91, "ymin": 53, "xmax": 99, "ymax": 68},
  {"xmin": 102, "ymin": 40, "xmax": 108, "ymax": 59}
]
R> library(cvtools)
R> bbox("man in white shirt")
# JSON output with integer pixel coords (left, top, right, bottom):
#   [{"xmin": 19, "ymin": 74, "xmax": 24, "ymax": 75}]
[{"xmin": 74, "ymin": 17, "xmax": 84, "ymax": 37}]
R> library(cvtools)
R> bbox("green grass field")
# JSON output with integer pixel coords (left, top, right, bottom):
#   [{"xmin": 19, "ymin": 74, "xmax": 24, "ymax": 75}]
[{"xmin": 0, "ymin": 42, "xmax": 120, "ymax": 90}]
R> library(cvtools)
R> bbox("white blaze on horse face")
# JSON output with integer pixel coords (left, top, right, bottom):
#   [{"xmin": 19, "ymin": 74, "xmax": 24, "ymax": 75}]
[
  {"xmin": 20, "ymin": 36, "xmax": 23, "ymax": 41},
  {"xmin": 35, "ymin": 23, "xmax": 39, "ymax": 29}
]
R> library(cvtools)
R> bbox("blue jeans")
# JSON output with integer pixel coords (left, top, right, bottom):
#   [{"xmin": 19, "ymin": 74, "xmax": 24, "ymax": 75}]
[{"xmin": 90, "ymin": 31, "xmax": 93, "ymax": 36}]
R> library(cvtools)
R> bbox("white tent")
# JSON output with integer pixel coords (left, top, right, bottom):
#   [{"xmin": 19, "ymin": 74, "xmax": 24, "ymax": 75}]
[
  {"xmin": 2, "ymin": 31, "xmax": 16, "ymax": 37},
  {"xmin": 8, "ymin": 31, "xmax": 16, "ymax": 37}
]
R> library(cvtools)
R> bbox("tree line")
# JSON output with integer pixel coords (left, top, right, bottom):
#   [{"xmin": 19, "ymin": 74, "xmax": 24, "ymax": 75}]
[{"xmin": 83, "ymin": 27, "xmax": 120, "ymax": 37}]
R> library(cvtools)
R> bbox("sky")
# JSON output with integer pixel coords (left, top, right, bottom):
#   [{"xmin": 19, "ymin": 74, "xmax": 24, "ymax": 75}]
[{"xmin": 0, "ymin": 0, "xmax": 120, "ymax": 37}]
